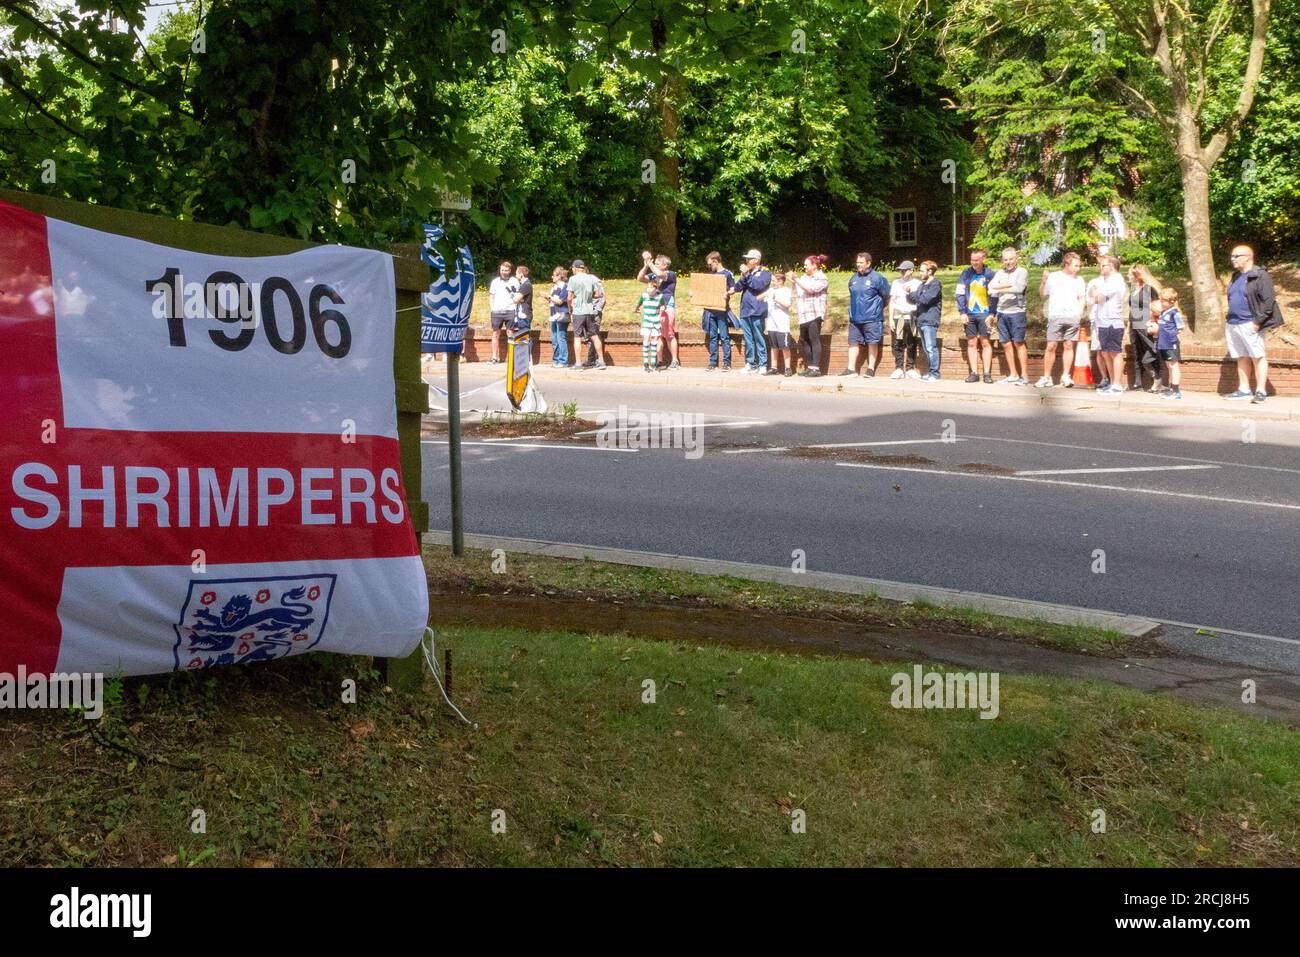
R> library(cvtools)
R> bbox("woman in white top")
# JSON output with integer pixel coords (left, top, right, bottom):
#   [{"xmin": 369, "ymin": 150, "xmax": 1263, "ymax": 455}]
[
  {"xmin": 765, "ymin": 271, "xmax": 795, "ymax": 376},
  {"xmin": 793, "ymin": 254, "xmax": 829, "ymax": 376}
]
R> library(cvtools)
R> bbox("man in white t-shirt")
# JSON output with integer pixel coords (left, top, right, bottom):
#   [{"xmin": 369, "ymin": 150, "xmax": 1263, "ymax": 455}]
[
  {"xmin": 487, "ymin": 260, "xmax": 518, "ymax": 364},
  {"xmin": 1036, "ymin": 251, "xmax": 1087, "ymax": 388},
  {"xmin": 1087, "ymin": 255, "xmax": 1128, "ymax": 393},
  {"xmin": 888, "ymin": 261, "xmax": 922, "ymax": 379}
]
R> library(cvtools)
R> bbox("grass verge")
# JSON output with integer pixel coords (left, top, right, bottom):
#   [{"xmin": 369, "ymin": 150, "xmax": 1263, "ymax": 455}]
[
  {"xmin": 2, "ymin": 625, "xmax": 1296, "ymax": 866},
  {"xmin": 423, "ymin": 545, "xmax": 1136, "ymax": 656}
]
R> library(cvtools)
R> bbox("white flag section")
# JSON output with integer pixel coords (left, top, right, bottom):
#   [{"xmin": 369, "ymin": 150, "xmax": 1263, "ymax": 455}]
[{"xmin": 0, "ymin": 200, "xmax": 429, "ymax": 677}]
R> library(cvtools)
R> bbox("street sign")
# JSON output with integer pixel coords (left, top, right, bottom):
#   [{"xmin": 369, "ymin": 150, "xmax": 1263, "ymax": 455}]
[
  {"xmin": 419, "ymin": 223, "xmax": 474, "ymax": 355},
  {"xmin": 437, "ymin": 188, "xmax": 471, "ymax": 211}
]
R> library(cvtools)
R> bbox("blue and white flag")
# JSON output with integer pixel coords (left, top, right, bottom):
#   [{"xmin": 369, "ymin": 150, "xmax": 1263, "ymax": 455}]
[{"xmin": 419, "ymin": 223, "xmax": 474, "ymax": 354}]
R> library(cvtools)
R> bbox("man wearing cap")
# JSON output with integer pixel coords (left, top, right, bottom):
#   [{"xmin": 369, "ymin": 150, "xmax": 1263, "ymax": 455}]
[
  {"xmin": 842, "ymin": 251, "xmax": 890, "ymax": 377},
  {"xmin": 733, "ymin": 248, "xmax": 771, "ymax": 373},
  {"xmin": 566, "ymin": 259, "xmax": 607, "ymax": 370}
]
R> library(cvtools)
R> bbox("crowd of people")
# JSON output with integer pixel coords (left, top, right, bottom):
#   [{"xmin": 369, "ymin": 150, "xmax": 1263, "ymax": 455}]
[{"xmin": 483, "ymin": 243, "xmax": 1284, "ymax": 402}]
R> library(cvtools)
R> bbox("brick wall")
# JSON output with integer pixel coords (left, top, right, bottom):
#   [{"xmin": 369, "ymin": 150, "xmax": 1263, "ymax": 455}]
[{"xmin": 457, "ymin": 326, "xmax": 1298, "ymax": 396}]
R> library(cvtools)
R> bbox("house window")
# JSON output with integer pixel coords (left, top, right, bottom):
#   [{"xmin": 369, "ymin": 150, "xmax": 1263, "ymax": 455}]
[{"xmin": 890, "ymin": 208, "xmax": 917, "ymax": 247}]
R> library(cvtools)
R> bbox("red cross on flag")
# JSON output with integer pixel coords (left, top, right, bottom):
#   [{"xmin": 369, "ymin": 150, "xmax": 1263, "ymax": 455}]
[{"xmin": 0, "ymin": 200, "xmax": 428, "ymax": 677}]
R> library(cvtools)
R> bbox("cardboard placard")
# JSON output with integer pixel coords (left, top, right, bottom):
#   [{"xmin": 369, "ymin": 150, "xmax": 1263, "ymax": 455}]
[{"xmin": 690, "ymin": 272, "xmax": 729, "ymax": 311}]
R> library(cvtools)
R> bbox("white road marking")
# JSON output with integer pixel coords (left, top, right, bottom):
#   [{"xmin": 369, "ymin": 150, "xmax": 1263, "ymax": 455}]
[
  {"xmin": 480, "ymin": 435, "xmax": 544, "ymax": 442},
  {"xmin": 722, "ymin": 447, "xmax": 790, "ymax": 454},
  {"xmin": 422, "ymin": 439, "xmax": 634, "ymax": 453},
  {"xmin": 572, "ymin": 420, "xmax": 769, "ymax": 437},
  {"xmin": 808, "ymin": 438, "xmax": 963, "ymax": 449},
  {"xmin": 1015, "ymin": 465, "xmax": 1220, "ymax": 476},
  {"xmin": 959, "ymin": 433, "xmax": 1300, "ymax": 476},
  {"xmin": 835, "ymin": 462, "xmax": 1300, "ymax": 511}
]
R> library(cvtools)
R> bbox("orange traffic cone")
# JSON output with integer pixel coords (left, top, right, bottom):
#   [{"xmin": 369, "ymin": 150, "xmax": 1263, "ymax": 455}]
[{"xmin": 1072, "ymin": 324, "xmax": 1094, "ymax": 387}]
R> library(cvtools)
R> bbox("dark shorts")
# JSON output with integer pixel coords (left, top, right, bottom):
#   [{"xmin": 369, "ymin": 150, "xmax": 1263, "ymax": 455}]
[
  {"xmin": 963, "ymin": 316, "xmax": 991, "ymax": 340},
  {"xmin": 996, "ymin": 312, "xmax": 1027, "ymax": 343},
  {"xmin": 490, "ymin": 310, "xmax": 514, "ymax": 331},
  {"xmin": 1098, "ymin": 327, "xmax": 1124, "ymax": 353},
  {"xmin": 767, "ymin": 331, "xmax": 792, "ymax": 350},
  {"xmin": 848, "ymin": 321, "xmax": 884, "ymax": 345},
  {"xmin": 1160, "ymin": 346, "xmax": 1181, "ymax": 363},
  {"xmin": 573, "ymin": 313, "xmax": 601, "ymax": 341}
]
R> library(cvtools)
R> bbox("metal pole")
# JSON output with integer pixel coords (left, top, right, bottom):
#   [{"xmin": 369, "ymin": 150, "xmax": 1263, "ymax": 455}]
[
  {"xmin": 447, "ymin": 350, "xmax": 464, "ymax": 556},
  {"xmin": 951, "ymin": 178, "xmax": 957, "ymax": 267}
]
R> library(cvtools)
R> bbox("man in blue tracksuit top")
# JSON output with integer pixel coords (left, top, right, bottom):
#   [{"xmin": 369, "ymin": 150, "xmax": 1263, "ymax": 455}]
[
  {"xmin": 734, "ymin": 248, "xmax": 770, "ymax": 372},
  {"xmin": 842, "ymin": 251, "xmax": 890, "ymax": 377}
]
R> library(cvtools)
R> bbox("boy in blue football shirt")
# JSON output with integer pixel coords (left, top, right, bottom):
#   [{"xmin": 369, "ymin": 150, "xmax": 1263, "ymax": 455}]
[{"xmin": 1150, "ymin": 287, "xmax": 1184, "ymax": 399}]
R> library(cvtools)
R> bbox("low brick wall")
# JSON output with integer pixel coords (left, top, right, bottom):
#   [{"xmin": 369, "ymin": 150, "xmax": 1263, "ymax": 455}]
[{"xmin": 456, "ymin": 326, "xmax": 1299, "ymax": 395}]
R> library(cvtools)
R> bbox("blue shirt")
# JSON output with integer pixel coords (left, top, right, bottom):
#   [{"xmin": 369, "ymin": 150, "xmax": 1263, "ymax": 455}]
[
  {"xmin": 549, "ymin": 282, "xmax": 569, "ymax": 317},
  {"xmin": 702, "ymin": 268, "xmax": 734, "ymax": 322},
  {"xmin": 654, "ymin": 268, "xmax": 677, "ymax": 304},
  {"xmin": 1156, "ymin": 307, "xmax": 1184, "ymax": 350},
  {"xmin": 848, "ymin": 269, "xmax": 889, "ymax": 325},
  {"xmin": 735, "ymin": 267, "xmax": 772, "ymax": 319},
  {"xmin": 1227, "ymin": 272, "xmax": 1252, "ymax": 324}
]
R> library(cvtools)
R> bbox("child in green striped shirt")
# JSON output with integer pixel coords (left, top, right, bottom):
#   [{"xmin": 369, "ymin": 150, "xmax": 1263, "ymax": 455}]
[{"xmin": 637, "ymin": 276, "xmax": 664, "ymax": 372}]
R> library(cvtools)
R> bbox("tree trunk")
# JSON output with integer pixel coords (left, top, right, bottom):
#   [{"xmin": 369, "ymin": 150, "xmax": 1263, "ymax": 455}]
[
  {"xmin": 646, "ymin": 67, "xmax": 682, "ymax": 260},
  {"xmin": 1178, "ymin": 159, "xmax": 1224, "ymax": 335}
]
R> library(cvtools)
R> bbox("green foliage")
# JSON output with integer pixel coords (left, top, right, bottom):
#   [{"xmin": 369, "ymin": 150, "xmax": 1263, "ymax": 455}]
[
  {"xmin": 1210, "ymin": 3, "xmax": 1300, "ymax": 261},
  {"xmin": 2, "ymin": 0, "xmax": 1296, "ymax": 269},
  {"xmin": 465, "ymin": 0, "xmax": 965, "ymax": 271},
  {"xmin": 1, "ymin": 0, "xmax": 518, "ymax": 246},
  {"xmin": 943, "ymin": 5, "xmax": 1152, "ymax": 256},
  {"xmin": 942, "ymin": 0, "xmax": 1297, "ymax": 267}
]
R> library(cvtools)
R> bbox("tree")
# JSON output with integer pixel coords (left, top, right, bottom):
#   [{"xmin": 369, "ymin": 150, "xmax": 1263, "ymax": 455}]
[
  {"xmin": 532, "ymin": 0, "xmax": 961, "ymax": 260},
  {"xmin": 943, "ymin": 0, "xmax": 1275, "ymax": 331},
  {"xmin": 0, "ymin": 0, "xmax": 522, "ymax": 247}
]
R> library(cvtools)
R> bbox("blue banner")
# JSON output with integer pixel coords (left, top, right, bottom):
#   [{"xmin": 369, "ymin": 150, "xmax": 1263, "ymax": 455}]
[{"xmin": 419, "ymin": 224, "xmax": 474, "ymax": 354}]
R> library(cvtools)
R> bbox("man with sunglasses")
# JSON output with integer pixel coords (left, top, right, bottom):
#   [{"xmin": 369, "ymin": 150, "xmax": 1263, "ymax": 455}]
[{"xmin": 1224, "ymin": 245, "xmax": 1283, "ymax": 403}]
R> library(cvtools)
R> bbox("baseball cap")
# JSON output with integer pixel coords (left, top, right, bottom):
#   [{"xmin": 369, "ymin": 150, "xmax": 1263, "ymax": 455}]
[
  {"xmin": 899, "ymin": 260, "xmax": 915, "ymax": 271},
  {"xmin": 743, "ymin": 248, "xmax": 762, "ymax": 260},
  {"xmin": 571, "ymin": 259, "xmax": 585, "ymax": 269}
]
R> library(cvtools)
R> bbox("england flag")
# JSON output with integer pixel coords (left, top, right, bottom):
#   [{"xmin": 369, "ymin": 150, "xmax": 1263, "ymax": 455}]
[{"xmin": 0, "ymin": 199, "xmax": 429, "ymax": 677}]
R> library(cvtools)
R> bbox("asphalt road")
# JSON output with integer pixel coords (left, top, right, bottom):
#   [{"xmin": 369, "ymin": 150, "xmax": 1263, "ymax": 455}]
[{"xmin": 421, "ymin": 365, "xmax": 1300, "ymax": 673}]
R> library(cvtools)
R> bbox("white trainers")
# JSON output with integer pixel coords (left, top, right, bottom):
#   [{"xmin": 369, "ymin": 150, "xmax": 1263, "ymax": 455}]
[
  {"xmin": 1060, "ymin": 378, "xmax": 1074, "ymax": 388},
  {"xmin": 998, "ymin": 375, "xmax": 1019, "ymax": 384},
  {"xmin": 890, "ymin": 368, "xmax": 905, "ymax": 379},
  {"xmin": 905, "ymin": 369, "xmax": 921, "ymax": 380},
  {"xmin": 1034, "ymin": 376, "xmax": 1053, "ymax": 388}
]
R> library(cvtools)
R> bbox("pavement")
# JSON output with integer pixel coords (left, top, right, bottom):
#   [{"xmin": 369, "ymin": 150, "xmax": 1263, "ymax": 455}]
[
  {"xmin": 424, "ymin": 354, "xmax": 1300, "ymax": 421},
  {"xmin": 420, "ymin": 361, "xmax": 1300, "ymax": 677}
]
